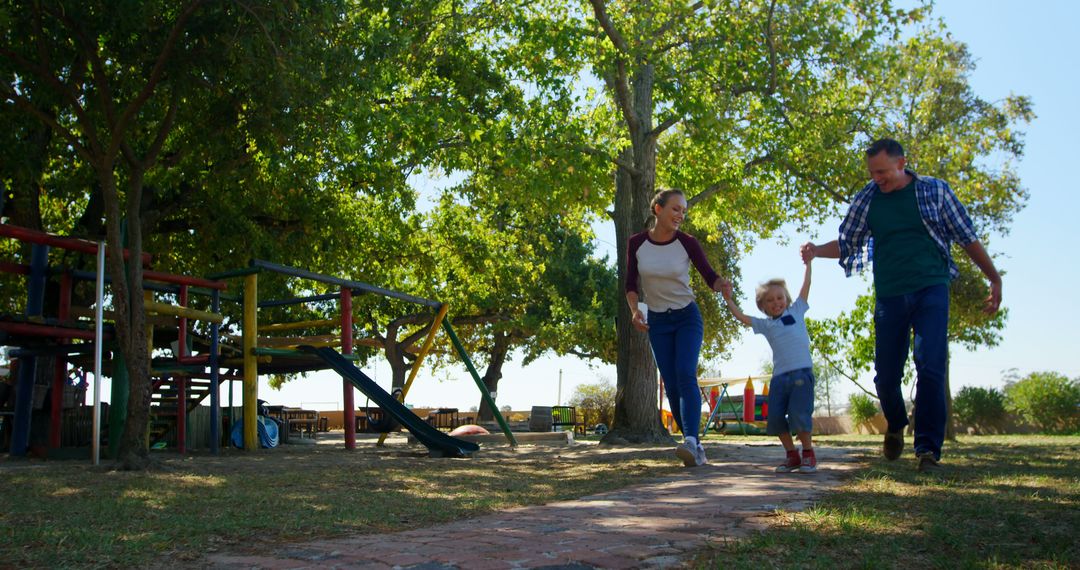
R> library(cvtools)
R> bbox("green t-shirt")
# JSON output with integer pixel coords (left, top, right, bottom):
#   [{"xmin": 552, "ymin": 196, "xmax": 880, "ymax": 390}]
[{"xmin": 867, "ymin": 180, "xmax": 950, "ymax": 297}]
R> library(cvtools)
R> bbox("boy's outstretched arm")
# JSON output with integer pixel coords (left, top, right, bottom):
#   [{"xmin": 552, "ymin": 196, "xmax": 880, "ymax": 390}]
[
  {"xmin": 799, "ymin": 258, "xmax": 812, "ymax": 301},
  {"xmin": 720, "ymin": 282, "xmax": 753, "ymax": 327}
]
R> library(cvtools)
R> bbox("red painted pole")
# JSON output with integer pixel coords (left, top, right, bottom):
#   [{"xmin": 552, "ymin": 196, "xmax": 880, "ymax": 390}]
[
  {"xmin": 143, "ymin": 270, "xmax": 227, "ymax": 290},
  {"xmin": 0, "ymin": 321, "xmax": 102, "ymax": 340},
  {"xmin": 49, "ymin": 271, "xmax": 73, "ymax": 449},
  {"xmin": 0, "ymin": 261, "xmax": 30, "ymax": 275},
  {"xmin": 177, "ymin": 375, "xmax": 186, "ymax": 454},
  {"xmin": 177, "ymin": 286, "xmax": 188, "ymax": 455},
  {"xmin": 341, "ymin": 288, "xmax": 355, "ymax": 450},
  {"xmin": 0, "ymin": 224, "xmax": 151, "ymax": 265}
]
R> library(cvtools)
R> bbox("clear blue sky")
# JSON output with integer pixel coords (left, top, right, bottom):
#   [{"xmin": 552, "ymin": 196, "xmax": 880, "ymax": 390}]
[{"xmin": 258, "ymin": 0, "xmax": 1079, "ymax": 413}]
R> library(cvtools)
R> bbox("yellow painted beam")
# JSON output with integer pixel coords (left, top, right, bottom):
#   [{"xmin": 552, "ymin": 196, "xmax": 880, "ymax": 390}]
[
  {"xmin": 145, "ymin": 301, "xmax": 224, "ymax": 324},
  {"xmin": 257, "ymin": 319, "xmax": 338, "ymax": 333},
  {"xmin": 259, "ymin": 334, "xmax": 339, "ymax": 347}
]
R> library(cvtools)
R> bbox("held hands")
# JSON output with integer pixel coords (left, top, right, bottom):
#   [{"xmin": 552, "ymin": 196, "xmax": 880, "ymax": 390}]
[
  {"xmin": 719, "ymin": 281, "xmax": 734, "ymax": 300},
  {"xmin": 800, "ymin": 242, "xmax": 816, "ymax": 263}
]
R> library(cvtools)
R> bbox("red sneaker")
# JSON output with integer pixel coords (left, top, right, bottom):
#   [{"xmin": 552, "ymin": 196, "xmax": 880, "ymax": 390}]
[
  {"xmin": 799, "ymin": 449, "xmax": 818, "ymax": 473},
  {"xmin": 775, "ymin": 450, "xmax": 801, "ymax": 473}
]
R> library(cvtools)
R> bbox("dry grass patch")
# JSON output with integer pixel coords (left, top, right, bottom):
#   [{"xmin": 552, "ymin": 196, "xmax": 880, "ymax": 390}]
[{"xmin": 1, "ymin": 440, "xmax": 679, "ymax": 568}]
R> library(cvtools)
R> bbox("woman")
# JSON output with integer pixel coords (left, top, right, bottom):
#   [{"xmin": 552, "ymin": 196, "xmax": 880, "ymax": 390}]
[{"xmin": 626, "ymin": 189, "xmax": 726, "ymax": 467}]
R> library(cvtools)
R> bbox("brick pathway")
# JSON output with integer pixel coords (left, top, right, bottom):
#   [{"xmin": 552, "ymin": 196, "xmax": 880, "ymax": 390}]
[{"xmin": 203, "ymin": 443, "xmax": 862, "ymax": 569}]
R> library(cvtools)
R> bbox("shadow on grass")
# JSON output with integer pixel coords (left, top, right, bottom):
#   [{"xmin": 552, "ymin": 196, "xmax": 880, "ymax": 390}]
[
  {"xmin": 1, "ymin": 444, "xmax": 680, "ymax": 568},
  {"xmin": 694, "ymin": 436, "xmax": 1080, "ymax": 569}
]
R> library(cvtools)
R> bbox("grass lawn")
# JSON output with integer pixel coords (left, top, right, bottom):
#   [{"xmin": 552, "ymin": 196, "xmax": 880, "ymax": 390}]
[
  {"xmin": 694, "ymin": 434, "xmax": 1080, "ymax": 569},
  {"xmin": 0, "ymin": 440, "xmax": 679, "ymax": 568},
  {"xmin": 4, "ymin": 434, "xmax": 1077, "ymax": 569}
]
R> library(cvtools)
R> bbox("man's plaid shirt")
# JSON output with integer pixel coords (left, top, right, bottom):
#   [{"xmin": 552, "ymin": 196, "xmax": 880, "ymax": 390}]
[{"xmin": 838, "ymin": 170, "xmax": 980, "ymax": 279}]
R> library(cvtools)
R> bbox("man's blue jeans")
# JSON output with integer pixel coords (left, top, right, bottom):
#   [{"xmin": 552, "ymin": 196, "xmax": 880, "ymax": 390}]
[
  {"xmin": 874, "ymin": 283, "xmax": 949, "ymax": 460},
  {"xmin": 648, "ymin": 302, "xmax": 704, "ymax": 440}
]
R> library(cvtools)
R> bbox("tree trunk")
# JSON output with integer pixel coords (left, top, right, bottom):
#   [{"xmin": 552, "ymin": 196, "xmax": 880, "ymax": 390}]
[
  {"xmin": 476, "ymin": 331, "xmax": 511, "ymax": 422},
  {"xmin": 380, "ymin": 312, "xmax": 431, "ymax": 398},
  {"xmin": 385, "ymin": 339, "xmax": 409, "ymax": 393},
  {"xmin": 99, "ymin": 166, "xmax": 152, "ymax": 470},
  {"xmin": 112, "ymin": 167, "xmax": 155, "ymax": 470},
  {"xmin": 7, "ymin": 123, "xmax": 48, "ymax": 234},
  {"xmin": 602, "ymin": 139, "xmax": 671, "ymax": 445},
  {"xmin": 601, "ymin": 54, "xmax": 672, "ymax": 444}
]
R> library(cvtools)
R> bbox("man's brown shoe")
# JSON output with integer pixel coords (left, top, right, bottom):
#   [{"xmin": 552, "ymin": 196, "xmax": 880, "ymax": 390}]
[
  {"xmin": 883, "ymin": 431, "xmax": 904, "ymax": 460},
  {"xmin": 917, "ymin": 451, "xmax": 943, "ymax": 473}
]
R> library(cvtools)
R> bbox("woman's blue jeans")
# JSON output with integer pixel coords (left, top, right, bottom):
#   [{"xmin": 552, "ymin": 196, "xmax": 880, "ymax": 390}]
[
  {"xmin": 874, "ymin": 283, "xmax": 949, "ymax": 460},
  {"xmin": 648, "ymin": 302, "xmax": 704, "ymax": 440}
]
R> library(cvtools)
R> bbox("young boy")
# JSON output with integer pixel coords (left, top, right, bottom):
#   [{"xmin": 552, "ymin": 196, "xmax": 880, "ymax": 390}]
[{"xmin": 720, "ymin": 259, "xmax": 817, "ymax": 473}]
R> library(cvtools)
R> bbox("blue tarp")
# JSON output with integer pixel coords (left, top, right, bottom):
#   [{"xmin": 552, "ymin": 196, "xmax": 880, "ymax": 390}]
[{"xmin": 230, "ymin": 416, "xmax": 279, "ymax": 449}]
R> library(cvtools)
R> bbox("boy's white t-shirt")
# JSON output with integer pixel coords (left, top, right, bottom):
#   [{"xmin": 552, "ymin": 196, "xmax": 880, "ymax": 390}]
[{"xmin": 750, "ymin": 297, "xmax": 813, "ymax": 375}]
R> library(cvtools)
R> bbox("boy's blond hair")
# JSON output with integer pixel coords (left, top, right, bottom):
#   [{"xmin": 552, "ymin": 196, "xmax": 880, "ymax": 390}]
[{"xmin": 755, "ymin": 279, "xmax": 793, "ymax": 312}]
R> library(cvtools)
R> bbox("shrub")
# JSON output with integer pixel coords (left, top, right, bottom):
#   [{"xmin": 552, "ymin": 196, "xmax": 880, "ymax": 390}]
[
  {"xmin": 1005, "ymin": 371, "xmax": 1080, "ymax": 434},
  {"xmin": 953, "ymin": 386, "xmax": 1007, "ymax": 434},
  {"xmin": 848, "ymin": 392, "xmax": 879, "ymax": 425},
  {"xmin": 568, "ymin": 379, "xmax": 616, "ymax": 429}
]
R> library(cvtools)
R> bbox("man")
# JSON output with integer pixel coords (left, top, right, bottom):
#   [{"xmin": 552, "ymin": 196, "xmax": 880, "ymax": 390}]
[{"xmin": 801, "ymin": 138, "xmax": 1002, "ymax": 472}]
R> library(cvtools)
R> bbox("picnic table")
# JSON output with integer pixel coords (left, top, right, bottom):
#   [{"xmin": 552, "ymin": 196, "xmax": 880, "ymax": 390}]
[
  {"xmin": 425, "ymin": 408, "xmax": 474, "ymax": 431},
  {"xmin": 265, "ymin": 405, "xmax": 320, "ymax": 442}
]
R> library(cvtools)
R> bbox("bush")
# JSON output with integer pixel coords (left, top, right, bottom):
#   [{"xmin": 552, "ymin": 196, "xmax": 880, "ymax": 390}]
[
  {"xmin": 847, "ymin": 392, "xmax": 879, "ymax": 425},
  {"xmin": 1005, "ymin": 371, "xmax": 1080, "ymax": 434},
  {"xmin": 568, "ymin": 379, "xmax": 616, "ymax": 429},
  {"xmin": 953, "ymin": 386, "xmax": 1007, "ymax": 434}
]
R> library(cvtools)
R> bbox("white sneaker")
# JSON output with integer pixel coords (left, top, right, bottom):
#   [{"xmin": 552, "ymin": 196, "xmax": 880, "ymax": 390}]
[
  {"xmin": 675, "ymin": 443, "xmax": 696, "ymax": 466},
  {"xmin": 697, "ymin": 444, "xmax": 709, "ymax": 465}
]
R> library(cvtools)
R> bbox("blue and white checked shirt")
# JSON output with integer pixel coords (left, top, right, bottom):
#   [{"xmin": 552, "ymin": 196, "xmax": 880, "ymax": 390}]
[{"xmin": 838, "ymin": 170, "xmax": 979, "ymax": 279}]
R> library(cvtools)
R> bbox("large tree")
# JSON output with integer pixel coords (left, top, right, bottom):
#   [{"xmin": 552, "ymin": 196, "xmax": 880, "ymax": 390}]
[
  {"xmin": 806, "ymin": 32, "xmax": 1031, "ymax": 434},
  {"xmin": 560, "ymin": 0, "xmax": 939, "ymax": 442},
  {"xmin": 419, "ymin": 199, "xmax": 618, "ymax": 421},
  {"xmin": 0, "ymin": 1, "xmax": 436, "ymax": 466}
]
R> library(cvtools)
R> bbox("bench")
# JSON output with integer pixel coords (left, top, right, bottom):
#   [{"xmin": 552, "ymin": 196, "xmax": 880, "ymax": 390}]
[
  {"xmin": 281, "ymin": 407, "xmax": 319, "ymax": 441},
  {"xmin": 356, "ymin": 406, "xmax": 397, "ymax": 433},
  {"xmin": 551, "ymin": 405, "xmax": 586, "ymax": 435},
  {"xmin": 426, "ymin": 408, "xmax": 461, "ymax": 431}
]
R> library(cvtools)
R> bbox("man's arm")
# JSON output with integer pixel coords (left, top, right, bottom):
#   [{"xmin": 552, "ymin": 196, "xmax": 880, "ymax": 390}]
[
  {"xmin": 798, "ymin": 259, "xmax": 812, "ymax": 301},
  {"xmin": 720, "ymin": 282, "xmax": 753, "ymax": 327},
  {"xmin": 801, "ymin": 240, "xmax": 840, "ymax": 262},
  {"xmin": 962, "ymin": 241, "xmax": 1003, "ymax": 314}
]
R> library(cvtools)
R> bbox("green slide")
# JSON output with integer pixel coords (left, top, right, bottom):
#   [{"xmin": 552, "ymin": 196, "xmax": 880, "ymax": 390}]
[{"xmin": 300, "ymin": 346, "xmax": 479, "ymax": 458}]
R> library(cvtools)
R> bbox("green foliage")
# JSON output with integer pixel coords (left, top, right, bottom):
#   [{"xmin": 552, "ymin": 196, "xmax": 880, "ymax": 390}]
[
  {"xmin": 952, "ymin": 386, "xmax": 1007, "ymax": 434},
  {"xmin": 848, "ymin": 392, "xmax": 879, "ymax": 425},
  {"xmin": 813, "ymin": 362, "xmax": 841, "ymax": 416},
  {"xmin": 1005, "ymin": 372, "xmax": 1080, "ymax": 434},
  {"xmin": 568, "ymin": 378, "xmax": 616, "ymax": 429},
  {"xmin": 807, "ymin": 295, "xmax": 883, "ymax": 391},
  {"xmin": 801, "ymin": 18, "xmax": 1030, "ymax": 396}
]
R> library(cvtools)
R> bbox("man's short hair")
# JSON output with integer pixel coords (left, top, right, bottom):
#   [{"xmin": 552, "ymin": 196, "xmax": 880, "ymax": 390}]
[{"xmin": 866, "ymin": 138, "xmax": 905, "ymax": 158}]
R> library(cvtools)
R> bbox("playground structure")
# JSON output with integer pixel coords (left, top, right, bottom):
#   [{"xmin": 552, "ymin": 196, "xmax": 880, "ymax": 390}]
[
  {"xmin": 659, "ymin": 374, "xmax": 771, "ymax": 436},
  {"xmin": 0, "ymin": 224, "xmax": 514, "ymax": 461}
]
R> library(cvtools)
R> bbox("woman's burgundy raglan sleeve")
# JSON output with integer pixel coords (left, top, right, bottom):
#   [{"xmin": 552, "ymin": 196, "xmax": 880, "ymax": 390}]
[{"xmin": 680, "ymin": 233, "xmax": 720, "ymax": 287}]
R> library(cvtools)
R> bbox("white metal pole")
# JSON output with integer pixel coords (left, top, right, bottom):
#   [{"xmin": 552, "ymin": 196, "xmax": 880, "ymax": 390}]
[
  {"xmin": 557, "ymin": 369, "xmax": 562, "ymax": 406},
  {"xmin": 91, "ymin": 242, "xmax": 105, "ymax": 465}
]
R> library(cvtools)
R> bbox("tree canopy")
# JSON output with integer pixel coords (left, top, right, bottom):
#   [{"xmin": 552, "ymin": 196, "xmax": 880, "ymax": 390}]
[{"xmin": 0, "ymin": 1, "xmax": 1030, "ymax": 457}]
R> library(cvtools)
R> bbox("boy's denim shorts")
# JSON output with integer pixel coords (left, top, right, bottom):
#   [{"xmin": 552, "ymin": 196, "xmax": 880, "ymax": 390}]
[{"xmin": 765, "ymin": 367, "xmax": 815, "ymax": 436}]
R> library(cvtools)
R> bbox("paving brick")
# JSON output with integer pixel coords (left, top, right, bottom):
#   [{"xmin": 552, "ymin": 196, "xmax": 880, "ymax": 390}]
[{"xmin": 189, "ymin": 443, "xmax": 861, "ymax": 570}]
